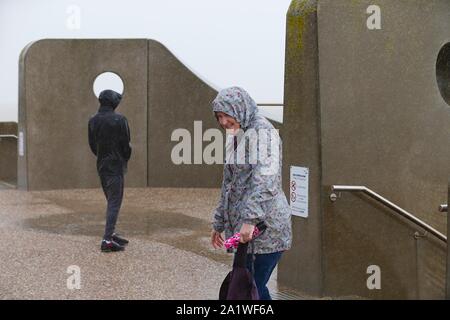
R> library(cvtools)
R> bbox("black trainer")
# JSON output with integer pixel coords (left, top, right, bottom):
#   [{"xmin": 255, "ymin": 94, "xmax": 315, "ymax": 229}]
[
  {"xmin": 101, "ymin": 239, "xmax": 125, "ymax": 252},
  {"xmin": 112, "ymin": 233, "xmax": 129, "ymax": 246}
]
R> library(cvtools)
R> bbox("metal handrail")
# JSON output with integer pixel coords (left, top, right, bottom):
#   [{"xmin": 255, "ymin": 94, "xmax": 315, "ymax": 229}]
[
  {"xmin": 330, "ymin": 185, "xmax": 447, "ymax": 243},
  {"xmin": 257, "ymin": 103, "xmax": 284, "ymax": 106},
  {"xmin": 0, "ymin": 134, "xmax": 18, "ymax": 139}
]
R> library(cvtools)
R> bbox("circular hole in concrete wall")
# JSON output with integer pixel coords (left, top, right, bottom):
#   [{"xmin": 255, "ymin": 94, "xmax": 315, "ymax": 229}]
[
  {"xmin": 93, "ymin": 72, "xmax": 124, "ymax": 98},
  {"xmin": 436, "ymin": 43, "xmax": 450, "ymax": 106}
]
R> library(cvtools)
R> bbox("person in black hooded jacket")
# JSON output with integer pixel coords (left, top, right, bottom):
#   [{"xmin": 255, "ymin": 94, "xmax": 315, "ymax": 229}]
[{"xmin": 88, "ymin": 89, "xmax": 132, "ymax": 252}]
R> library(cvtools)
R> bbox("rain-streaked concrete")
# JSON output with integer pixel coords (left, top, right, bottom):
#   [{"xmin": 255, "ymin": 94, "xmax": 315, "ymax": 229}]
[
  {"xmin": 18, "ymin": 39, "xmax": 222, "ymax": 191},
  {"xmin": 0, "ymin": 187, "xmax": 296, "ymax": 300},
  {"xmin": 0, "ymin": 122, "xmax": 17, "ymax": 184},
  {"xmin": 280, "ymin": 0, "xmax": 450, "ymax": 299}
]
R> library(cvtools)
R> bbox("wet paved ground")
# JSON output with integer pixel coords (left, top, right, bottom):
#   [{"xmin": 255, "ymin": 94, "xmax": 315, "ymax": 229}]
[{"xmin": 0, "ymin": 187, "xmax": 300, "ymax": 300}]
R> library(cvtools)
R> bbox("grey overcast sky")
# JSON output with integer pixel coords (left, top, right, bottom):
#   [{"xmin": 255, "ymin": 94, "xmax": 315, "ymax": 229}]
[{"xmin": 0, "ymin": 0, "xmax": 292, "ymax": 121}]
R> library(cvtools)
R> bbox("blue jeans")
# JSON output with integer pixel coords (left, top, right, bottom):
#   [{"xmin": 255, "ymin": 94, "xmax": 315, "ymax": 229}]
[{"xmin": 245, "ymin": 251, "xmax": 283, "ymax": 300}]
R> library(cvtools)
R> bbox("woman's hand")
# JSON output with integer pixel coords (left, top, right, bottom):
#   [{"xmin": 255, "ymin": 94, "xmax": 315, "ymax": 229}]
[
  {"xmin": 239, "ymin": 223, "xmax": 255, "ymax": 243},
  {"xmin": 211, "ymin": 230, "xmax": 224, "ymax": 249}
]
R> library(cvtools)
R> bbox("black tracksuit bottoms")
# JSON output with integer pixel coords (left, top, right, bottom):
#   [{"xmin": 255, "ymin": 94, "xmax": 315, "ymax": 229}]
[{"xmin": 100, "ymin": 174, "xmax": 124, "ymax": 240}]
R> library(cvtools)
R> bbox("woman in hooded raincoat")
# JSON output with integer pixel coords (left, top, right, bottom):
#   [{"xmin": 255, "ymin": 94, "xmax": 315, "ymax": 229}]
[{"xmin": 210, "ymin": 87, "xmax": 292, "ymax": 300}]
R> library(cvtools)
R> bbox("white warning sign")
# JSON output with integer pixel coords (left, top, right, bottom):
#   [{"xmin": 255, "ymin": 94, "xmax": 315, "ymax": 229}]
[{"xmin": 290, "ymin": 166, "xmax": 309, "ymax": 218}]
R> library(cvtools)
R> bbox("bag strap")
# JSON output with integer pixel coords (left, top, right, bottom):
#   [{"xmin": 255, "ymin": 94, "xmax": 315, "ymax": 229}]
[
  {"xmin": 234, "ymin": 242, "xmax": 249, "ymax": 268},
  {"xmin": 234, "ymin": 242, "xmax": 256, "ymax": 277},
  {"xmin": 250, "ymin": 241, "xmax": 255, "ymax": 276},
  {"xmin": 249, "ymin": 222, "xmax": 267, "ymax": 276}
]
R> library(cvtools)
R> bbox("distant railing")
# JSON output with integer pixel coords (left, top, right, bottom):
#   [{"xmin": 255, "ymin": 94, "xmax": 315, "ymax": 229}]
[
  {"xmin": 257, "ymin": 103, "xmax": 284, "ymax": 106},
  {"xmin": 0, "ymin": 134, "xmax": 18, "ymax": 139}
]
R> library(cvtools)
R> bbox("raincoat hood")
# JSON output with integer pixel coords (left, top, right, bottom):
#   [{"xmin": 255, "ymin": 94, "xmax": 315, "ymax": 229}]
[
  {"xmin": 99, "ymin": 90, "xmax": 122, "ymax": 109},
  {"xmin": 212, "ymin": 87, "xmax": 258, "ymax": 130}
]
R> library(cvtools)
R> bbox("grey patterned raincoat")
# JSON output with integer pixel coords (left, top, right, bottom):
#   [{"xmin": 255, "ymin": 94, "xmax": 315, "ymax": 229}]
[{"xmin": 211, "ymin": 87, "xmax": 292, "ymax": 254}]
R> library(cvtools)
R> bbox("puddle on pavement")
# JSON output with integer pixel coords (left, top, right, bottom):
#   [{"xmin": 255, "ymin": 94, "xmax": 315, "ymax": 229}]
[{"xmin": 22, "ymin": 197, "xmax": 232, "ymax": 265}]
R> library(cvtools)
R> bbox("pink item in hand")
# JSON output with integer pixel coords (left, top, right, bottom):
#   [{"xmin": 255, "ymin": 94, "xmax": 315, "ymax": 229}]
[{"xmin": 224, "ymin": 227, "xmax": 261, "ymax": 249}]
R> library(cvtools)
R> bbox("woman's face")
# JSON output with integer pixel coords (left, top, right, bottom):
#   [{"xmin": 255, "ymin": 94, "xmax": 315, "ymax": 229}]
[{"xmin": 215, "ymin": 112, "xmax": 241, "ymax": 134}]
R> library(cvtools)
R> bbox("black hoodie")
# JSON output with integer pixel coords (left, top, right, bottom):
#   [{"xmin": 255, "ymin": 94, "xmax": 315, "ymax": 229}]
[{"xmin": 88, "ymin": 90, "xmax": 132, "ymax": 175}]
